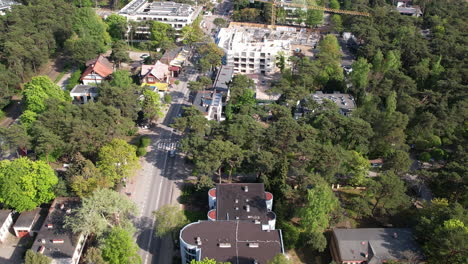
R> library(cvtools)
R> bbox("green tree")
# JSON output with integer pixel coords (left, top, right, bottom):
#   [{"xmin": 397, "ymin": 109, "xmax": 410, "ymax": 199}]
[
  {"xmin": 345, "ymin": 151, "xmax": 370, "ymax": 186},
  {"xmin": 299, "ymin": 181, "xmax": 339, "ymax": 252},
  {"xmin": 66, "ymin": 153, "xmax": 110, "ymax": 197},
  {"xmin": 197, "ymin": 43, "xmax": 224, "ymax": 72},
  {"xmin": 305, "ymin": 9, "xmax": 323, "ymax": 27},
  {"xmin": 213, "ymin": 17, "xmax": 228, "ymax": 27},
  {"xmin": 150, "ymin": 21, "xmax": 175, "ymax": 47},
  {"xmin": 228, "ymin": 74, "xmax": 256, "ymax": 105},
  {"xmin": 188, "ymin": 81, "xmax": 204, "ymax": 91},
  {"xmin": 0, "ymin": 157, "xmax": 58, "ymax": 212},
  {"xmin": 23, "ymin": 76, "xmax": 69, "ymax": 113},
  {"xmin": 105, "ymin": 14, "xmax": 127, "ymax": 40},
  {"xmin": 99, "ymin": 80, "xmax": 140, "ymax": 120},
  {"xmin": 366, "ymin": 171, "xmax": 409, "ymax": 216},
  {"xmin": 153, "ymin": 204, "xmax": 188, "ymax": 238},
  {"xmin": 180, "ymin": 25, "xmax": 204, "ymax": 46},
  {"xmin": 101, "ymin": 227, "xmax": 141, "ymax": 264},
  {"xmin": 84, "ymin": 247, "xmax": 107, "ymax": 264},
  {"xmin": 65, "ymin": 189, "xmax": 137, "ymax": 236},
  {"xmin": 25, "ymin": 250, "xmax": 52, "ymax": 264},
  {"xmin": 382, "ymin": 150, "xmax": 411, "ymax": 175},
  {"xmin": 329, "ymin": 0, "xmax": 340, "ymax": 9},
  {"xmin": 330, "ymin": 14, "xmax": 343, "ymax": 32},
  {"xmin": 0, "ymin": 64, "xmax": 20, "ymax": 109},
  {"xmin": 110, "ymin": 40, "xmax": 130, "ymax": 67},
  {"xmin": 372, "ymin": 49, "xmax": 384, "ymax": 73},
  {"xmin": 141, "ymin": 89, "xmax": 163, "ymax": 122},
  {"xmin": 190, "ymin": 258, "xmax": 230, "ymax": 264},
  {"xmin": 97, "ymin": 139, "xmax": 140, "ymax": 185},
  {"xmin": 268, "ymin": 254, "xmax": 291, "ymax": 264},
  {"xmin": 383, "ymin": 50, "xmax": 401, "ymax": 73},
  {"xmin": 350, "ymin": 57, "xmax": 371, "ymax": 92}
]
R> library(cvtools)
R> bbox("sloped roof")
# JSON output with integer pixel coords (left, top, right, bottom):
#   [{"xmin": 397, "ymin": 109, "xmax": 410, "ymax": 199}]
[
  {"xmin": 81, "ymin": 55, "xmax": 113, "ymax": 80},
  {"xmin": 141, "ymin": 60, "xmax": 170, "ymax": 81}
]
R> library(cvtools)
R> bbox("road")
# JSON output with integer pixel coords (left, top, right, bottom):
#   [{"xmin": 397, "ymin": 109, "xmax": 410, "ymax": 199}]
[{"xmin": 129, "ymin": 64, "xmax": 197, "ymax": 264}]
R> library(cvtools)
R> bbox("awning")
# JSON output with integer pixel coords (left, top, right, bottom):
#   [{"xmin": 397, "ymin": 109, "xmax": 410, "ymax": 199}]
[
  {"xmin": 169, "ymin": 66, "xmax": 180, "ymax": 71},
  {"xmin": 141, "ymin": 82, "xmax": 169, "ymax": 91}
]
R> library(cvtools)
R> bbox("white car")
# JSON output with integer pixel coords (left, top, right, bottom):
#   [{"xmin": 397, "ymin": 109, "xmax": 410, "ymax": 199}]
[{"xmin": 140, "ymin": 54, "xmax": 150, "ymax": 59}]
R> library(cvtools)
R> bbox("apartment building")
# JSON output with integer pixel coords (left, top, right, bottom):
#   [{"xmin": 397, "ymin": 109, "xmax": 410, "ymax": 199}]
[{"xmin": 119, "ymin": 0, "xmax": 202, "ymax": 30}]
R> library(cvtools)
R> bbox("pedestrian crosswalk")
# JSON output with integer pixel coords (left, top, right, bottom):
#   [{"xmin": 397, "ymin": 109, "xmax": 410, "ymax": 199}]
[{"xmin": 156, "ymin": 140, "xmax": 180, "ymax": 151}]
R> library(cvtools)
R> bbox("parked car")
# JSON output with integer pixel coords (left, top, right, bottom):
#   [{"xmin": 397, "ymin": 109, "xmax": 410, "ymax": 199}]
[
  {"xmin": 169, "ymin": 150, "xmax": 176, "ymax": 158},
  {"xmin": 140, "ymin": 54, "xmax": 150, "ymax": 59}
]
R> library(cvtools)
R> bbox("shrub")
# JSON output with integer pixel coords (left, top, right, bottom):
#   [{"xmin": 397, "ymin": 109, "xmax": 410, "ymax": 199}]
[
  {"xmin": 136, "ymin": 147, "xmax": 147, "ymax": 157},
  {"xmin": 430, "ymin": 148, "xmax": 445, "ymax": 160},
  {"xmin": 278, "ymin": 221, "xmax": 300, "ymax": 249},
  {"xmin": 164, "ymin": 93, "xmax": 172, "ymax": 104},
  {"xmin": 139, "ymin": 136, "xmax": 151, "ymax": 147},
  {"xmin": 419, "ymin": 152, "xmax": 431, "ymax": 162},
  {"xmin": 174, "ymin": 80, "xmax": 180, "ymax": 85},
  {"xmin": 66, "ymin": 70, "xmax": 82, "ymax": 91}
]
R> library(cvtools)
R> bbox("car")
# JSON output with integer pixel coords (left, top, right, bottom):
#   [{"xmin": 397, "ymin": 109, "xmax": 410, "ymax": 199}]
[
  {"xmin": 140, "ymin": 54, "xmax": 150, "ymax": 59},
  {"xmin": 169, "ymin": 150, "xmax": 176, "ymax": 158},
  {"xmin": 261, "ymin": 80, "xmax": 266, "ymax": 85}
]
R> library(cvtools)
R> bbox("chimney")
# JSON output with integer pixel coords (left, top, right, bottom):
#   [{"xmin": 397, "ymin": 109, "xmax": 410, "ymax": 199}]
[
  {"xmin": 219, "ymin": 243, "xmax": 231, "ymax": 248},
  {"xmin": 196, "ymin": 237, "xmax": 202, "ymax": 246},
  {"xmin": 52, "ymin": 239, "xmax": 64, "ymax": 244},
  {"xmin": 60, "ymin": 204, "xmax": 65, "ymax": 210},
  {"xmin": 40, "ymin": 239, "xmax": 46, "ymax": 244},
  {"xmin": 46, "ymin": 224, "xmax": 53, "ymax": 229},
  {"xmin": 235, "ymin": 199, "xmax": 239, "ymax": 203}
]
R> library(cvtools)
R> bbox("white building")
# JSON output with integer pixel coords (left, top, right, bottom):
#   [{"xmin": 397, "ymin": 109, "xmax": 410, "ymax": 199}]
[
  {"xmin": 217, "ymin": 27, "xmax": 293, "ymax": 75},
  {"xmin": 118, "ymin": 0, "xmax": 202, "ymax": 30},
  {"xmin": 0, "ymin": 210, "xmax": 13, "ymax": 243}
]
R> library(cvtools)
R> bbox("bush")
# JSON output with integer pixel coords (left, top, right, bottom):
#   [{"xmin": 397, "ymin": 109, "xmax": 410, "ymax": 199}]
[
  {"xmin": 430, "ymin": 148, "xmax": 445, "ymax": 160},
  {"xmin": 66, "ymin": 69, "xmax": 82, "ymax": 91},
  {"xmin": 136, "ymin": 147, "xmax": 147, "ymax": 157},
  {"xmin": 139, "ymin": 136, "xmax": 151, "ymax": 147},
  {"xmin": 419, "ymin": 152, "xmax": 431, "ymax": 162},
  {"xmin": 277, "ymin": 221, "xmax": 300, "ymax": 249},
  {"xmin": 164, "ymin": 93, "xmax": 172, "ymax": 104},
  {"xmin": 174, "ymin": 80, "xmax": 180, "ymax": 85}
]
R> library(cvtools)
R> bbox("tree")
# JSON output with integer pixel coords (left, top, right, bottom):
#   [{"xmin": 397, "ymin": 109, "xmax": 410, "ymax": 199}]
[
  {"xmin": 105, "ymin": 14, "xmax": 127, "ymax": 40},
  {"xmin": 67, "ymin": 153, "xmax": 110, "ymax": 197},
  {"xmin": 345, "ymin": 151, "xmax": 370, "ymax": 186},
  {"xmin": 276, "ymin": 51, "xmax": 287, "ymax": 73},
  {"xmin": 190, "ymin": 258, "xmax": 230, "ymax": 264},
  {"xmin": 153, "ymin": 204, "xmax": 188, "ymax": 238},
  {"xmin": 329, "ymin": 0, "xmax": 340, "ymax": 9},
  {"xmin": 99, "ymin": 79, "xmax": 140, "ymax": 120},
  {"xmin": 83, "ymin": 247, "xmax": 107, "ymax": 264},
  {"xmin": 0, "ymin": 157, "xmax": 58, "ymax": 212},
  {"xmin": 141, "ymin": 89, "xmax": 163, "ymax": 122},
  {"xmin": 0, "ymin": 124, "xmax": 31, "ymax": 155},
  {"xmin": 299, "ymin": 181, "xmax": 339, "ymax": 252},
  {"xmin": 188, "ymin": 81, "xmax": 204, "ymax": 91},
  {"xmin": 382, "ymin": 150, "xmax": 411, "ymax": 175},
  {"xmin": 228, "ymin": 75, "xmax": 256, "ymax": 105},
  {"xmin": 0, "ymin": 64, "xmax": 20, "ymax": 109},
  {"xmin": 213, "ymin": 17, "xmax": 228, "ymax": 27},
  {"xmin": 110, "ymin": 40, "xmax": 130, "ymax": 67},
  {"xmin": 25, "ymin": 250, "xmax": 52, "ymax": 264},
  {"xmin": 101, "ymin": 227, "xmax": 141, "ymax": 264},
  {"xmin": 268, "ymin": 254, "xmax": 291, "ymax": 264},
  {"xmin": 65, "ymin": 189, "xmax": 137, "ymax": 236},
  {"xmin": 23, "ymin": 76, "xmax": 69, "ymax": 113},
  {"xmin": 366, "ymin": 171, "xmax": 409, "ymax": 216},
  {"xmin": 350, "ymin": 57, "xmax": 371, "ymax": 92},
  {"xmin": 330, "ymin": 14, "xmax": 343, "ymax": 32},
  {"xmin": 150, "ymin": 21, "xmax": 175, "ymax": 47},
  {"xmin": 197, "ymin": 43, "xmax": 224, "ymax": 72},
  {"xmin": 180, "ymin": 25, "xmax": 204, "ymax": 46},
  {"xmin": 97, "ymin": 139, "xmax": 140, "ymax": 185}
]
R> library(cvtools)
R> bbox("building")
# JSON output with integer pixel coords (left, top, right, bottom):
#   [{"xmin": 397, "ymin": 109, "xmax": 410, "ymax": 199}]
[
  {"xmin": 180, "ymin": 183, "xmax": 283, "ymax": 264},
  {"xmin": 31, "ymin": 198, "xmax": 87, "ymax": 264},
  {"xmin": 0, "ymin": 0, "xmax": 19, "ymax": 15},
  {"xmin": 192, "ymin": 90, "xmax": 224, "ymax": 122},
  {"xmin": 312, "ymin": 91, "xmax": 356, "ymax": 116},
  {"xmin": 217, "ymin": 27, "xmax": 293, "ymax": 75},
  {"xmin": 213, "ymin": 66, "xmax": 234, "ymax": 96},
  {"xmin": 70, "ymin": 85, "xmax": 98, "ymax": 104},
  {"xmin": 369, "ymin": 158, "xmax": 383, "ymax": 168},
  {"xmin": 330, "ymin": 228, "xmax": 424, "ymax": 264},
  {"xmin": 80, "ymin": 55, "xmax": 113, "ymax": 85},
  {"xmin": 207, "ymin": 184, "xmax": 275, "ymax": 229},
  {"xmin": 396, "ymin": 1, "xmax": 423, "ymax": 17},
  {"xmin": 118, "ymin": 0, "xmax": 202, "ymax": 30},
  {"xmin": 0, "ymin": 210, "xmax": 13, "ymax": 243},
  {"xmin": 13, "ymin": 208, "xmax": 45, "ymax": 238},
  {"xmin": 140, "ymin": 60, "xmax": 171, "ymax": 91}
]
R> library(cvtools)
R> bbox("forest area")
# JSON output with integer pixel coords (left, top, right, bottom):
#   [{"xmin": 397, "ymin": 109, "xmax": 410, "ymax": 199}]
[{"xmin": 173, "ymin": 0, "xmax": 467, "ymax": 263}]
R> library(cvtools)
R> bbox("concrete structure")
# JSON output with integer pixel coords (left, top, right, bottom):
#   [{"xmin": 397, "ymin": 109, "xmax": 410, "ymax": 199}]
[
  {"xmin": 31, "ymin": 198, "xmax": 87, "ymax": 264},
  {"xmin": 180, "ymin": 221, "xmax": 284, "ymax": 264},
  {"xmin": 13, "ymin": 208, "xmax": 43, "ymax": 238},
  {"xmin": 192, "ymin": 90, "xmax": 224, "ymax": 122},
  {"xmin": 330, "ymin": 228, "xmax": 424, "ymax": 264},
  {"xmin": 119, "ymin": 0, "xmax": 202, "ymax": 30},
  {"xmin": 0, "ymin": 210, "xmax": 13, "ymax": 243},
  {"xmin": 0, "ymin": 0, "xmax": 19, "ymax": 15},
  {"xmin": 140, "ymin": 60, "xmax": 171, "ymax": 91},
  {"xmin": 396, "ymin": 1, "xmax": 422, "ymax": 17},
  {"xmin": 80, "ymin": 55, "xmax": 113, "ymax": 85},
  {"xmin": 70, "ymin": 85, "xmax": 98, "ymax": 104},
  {"xmin": 213, "ymin": 66, "xmax": 234, "ymax": 99},
  {"xmin": 181, "ymin": 184, "xmax": 282, "ymax": 264}
]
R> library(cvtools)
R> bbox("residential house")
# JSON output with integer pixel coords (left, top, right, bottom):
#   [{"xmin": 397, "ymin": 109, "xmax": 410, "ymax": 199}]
[
  {"xmin": 213, "ymin": 66, "xmax": 234, "ymax": 100},
  {"xmin": 140, "ymin": 60, "xmax": 171, "ymax": 91},
  {"xmin": 295, "ymin": 91, "xmax": 357, "ymax": 119},
  {"xmin": 192, "ymin": 90, "xmax": 224, "ymax": 122},
  {"xmin": 30, "ymin": 198, "xmax": 87, "ymax": 264},
  {"xmin": 80, "ymin": 55, "xmax": 113, "ymax": 85},
  {"xmin": 396, "ymin": 1, "xmax": 423, "ymax": 17},
  {"xmin": 70, "ymin": 85, "xmax": 98, "ymax": 104},
  {"xmin": 180, "ymin": 183, "xmax": 284, "ymax": 264},
  {"xmin": 330, "ymin": 228, "xmax": 424, "ymax": 264},
  {"xmin": 13, "ymin": 208, "xmax": 45, "ymax": 238},
  {"xmin": 0, "ymin": 210, "xmax": 13, "ymax": 243}
]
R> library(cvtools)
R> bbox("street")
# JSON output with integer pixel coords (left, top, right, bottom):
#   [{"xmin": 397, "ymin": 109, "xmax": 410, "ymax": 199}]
[{"xmin": 127, "ymin": 65, "xmax": 197, "ymax": 264}]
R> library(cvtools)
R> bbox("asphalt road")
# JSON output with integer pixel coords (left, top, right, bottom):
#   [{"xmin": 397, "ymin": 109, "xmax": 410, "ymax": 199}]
[{"xmin": 132, "ymin": 65, "xmax": 197, "ymax": 264}]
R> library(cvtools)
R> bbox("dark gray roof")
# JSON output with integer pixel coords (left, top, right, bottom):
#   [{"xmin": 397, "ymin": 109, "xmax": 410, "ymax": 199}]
[
  {"xmin": 333, "ymin": 228, "xmax": 424, "ymax": 263},
  {"xmin": 0, "ymin": 210, "xmax": 11, "ymax": 225},
  {"xmin": 216, "ymin": 183, "xmax": 269, "ymax": 223},
  {"xmin": 30, "ymin": 198, "xmax": 83, "ymax": 261},
  {"xmin": 181, "ymin": 220, "xmax": 283, "ymax": 264},
  {"xmin": 213, "ymin": 66, "xmax": 234, "ymax": 92},
  {"xmin": 14, "ymin": 208, "xmax": 40, "ymax": 229},
  {"xmin": 192, "ymin": 91, "xmax": 215, "ymax": 115},
  {"xmin": 70, "ymin": 85, "xmax": 98, "ymax": 95}
]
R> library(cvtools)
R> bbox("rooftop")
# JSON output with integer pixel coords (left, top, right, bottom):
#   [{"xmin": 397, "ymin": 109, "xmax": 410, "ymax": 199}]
[
  {"xmin": 333, "ymin": 228, "xmax": 424, "ymax": 263},
  {"xmin": 30, "ymin": 197, "xmax": 83, "ymax": 261},
  {"xmin": 0, "ymin": 0, "xmax": 18, "ymax": 9},
  {"xmin": 216, "ymin": 183, "xmax": 270, "ymax": 223},
  {"xmin": 213, "ymin": 66, "xmax": 234, "ymax": 92},
  {"xmin": 119, "ymin": 0, "xmax": 195, "ymax": 17},
  {"xmin": 0, "ymin": 210, "xmax": 11, "ymax": 225},
  {"xmin": 181, "ymin": 220, "xmax": 283, "ymax": 264},
  {"xmin": 70, "ymin": 85, "xmax": 98, "ymax": 95},
  {"xmin": 14, "ymin": 208, "xmax": 41, "ymax": 229},
  {"xmin": 193, "ymin": 90, "xmax": 223, "ymax": 115},
  {"xmin": 311, "ymin": 91, "xmax": 356, "ymax": 111},
  {"xmin": 141, "ymin": 60, "xmax": 170, "ymax": 81},
  {"xmin": 81, "ymin": 55, "xmax": 113, "ymax": 79}
]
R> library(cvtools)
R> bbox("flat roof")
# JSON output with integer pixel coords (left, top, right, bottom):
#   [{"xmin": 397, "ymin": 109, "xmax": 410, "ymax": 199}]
[
  {"xmin": 312, "ymin": 91, "xmax": 356, "ymax": 110},
  {"xmin": 0, "ymin": 210, "xmax": 11, "ymax": 225},
  {"xmin": 333, "ymin": 228, "xmax": 424, "ymax": 262},
  {"xmin": 119, "ymin": 0, "xmax": 195, "ymax": 17},
  {"xmin": 213, "ymin": 66, "xmax": 234, "ymax": 91},
  {"xmin": 216, "ymin": 183, "xmax": 269, "ymax": 223},
  {"xmin": 30, "ymin": 197, "xmax": 83, "ymax": 261},
  {"xmin": 70, "ymin": 85, "xmax": 98, "ymax": 95},
  {"xmin": 14, "ymin": 208, "xmax": 40, "ymax": 229},
  {"xmin": 181, "ymin": 220, "xmax": 283, "ymax": 264}
]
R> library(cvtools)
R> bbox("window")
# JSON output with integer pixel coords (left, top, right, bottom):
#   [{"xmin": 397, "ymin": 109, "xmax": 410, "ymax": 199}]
[{"xmin": 148, "ymin": 77, "xmax": 155, "ymax": 82}]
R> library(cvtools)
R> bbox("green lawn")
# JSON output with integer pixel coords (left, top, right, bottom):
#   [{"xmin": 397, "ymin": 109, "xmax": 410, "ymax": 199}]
[{"xmin": 184, "ymin": 209, "xmax": 206, "ymax": 223}]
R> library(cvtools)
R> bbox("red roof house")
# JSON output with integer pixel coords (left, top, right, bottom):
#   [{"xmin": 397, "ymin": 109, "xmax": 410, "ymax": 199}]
[{"xmin": 80, "ymin": 55, "xmax": 113, "ymax": 85}]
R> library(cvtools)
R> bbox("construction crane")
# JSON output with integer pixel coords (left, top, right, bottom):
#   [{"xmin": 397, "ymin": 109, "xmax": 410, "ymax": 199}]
[{"xmin": 250, "ymin": 0, "xmax": 370, "ymax": 25}]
